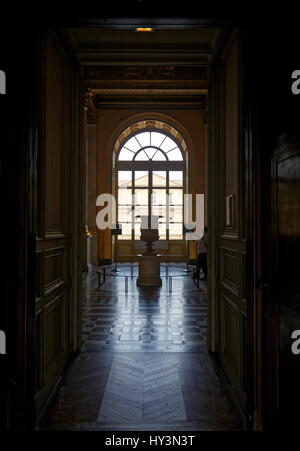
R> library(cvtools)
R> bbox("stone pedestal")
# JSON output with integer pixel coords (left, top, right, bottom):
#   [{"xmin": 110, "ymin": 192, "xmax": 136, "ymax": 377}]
[{"xmin": 137, "ymin": 255, "xmax": 162, "ymax": 287}]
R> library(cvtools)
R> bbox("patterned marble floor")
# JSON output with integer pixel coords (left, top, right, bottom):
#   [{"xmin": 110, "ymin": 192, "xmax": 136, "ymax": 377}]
[
  {"xmin": 81, "ymin": 264, "xmax": 208, "ymax": 352},
  {"xmin": 40, "ymin": 264, "xmax": 243, "ymax": 431}
]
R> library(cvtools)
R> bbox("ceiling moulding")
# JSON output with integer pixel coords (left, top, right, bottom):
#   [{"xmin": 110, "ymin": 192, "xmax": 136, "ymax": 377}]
[
  {"xmin": 92, "ymin": 89, "xmax": 208, "ymax": 94},
  {"xmin": 84, "ymin": 81, "xmax": 208, "ymax": 90},
  {"xmin": 93, "ymin": 93, "xmax": 207, "ymax": 110},
  {"xmin": 68, "ymin": 17, "xmax": 237, "ymax": 29},
  {"xmin": 94, "ymin": 93, "xmax": 207, "ymax": 101},
  {"xmin": 76, "ymin": 44, "xmax": 213, "ymax": 52},
  {"xmin": 75, "ymin": 46, "xmax": 213, "ymax": 66},
  {"xmin": 93, "ymin": 104, "xmax": 207, "ymax": 111},
  {"xmin": 78, "ymin": 55, "xmax": 211, "ymax": 66}
]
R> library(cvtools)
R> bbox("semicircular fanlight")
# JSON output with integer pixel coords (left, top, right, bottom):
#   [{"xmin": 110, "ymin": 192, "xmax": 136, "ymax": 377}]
[{"xmin": 118, "ymin": 131, "xmax": 183, "ymax": 161}]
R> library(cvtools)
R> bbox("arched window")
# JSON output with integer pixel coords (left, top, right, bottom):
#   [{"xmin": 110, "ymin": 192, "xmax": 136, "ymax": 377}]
[
  {"xmin": 116, "ymin": 129, "xmax": 185, "ymax": 241},
  {"xmin": 118, "ymin": 131, "xmax": 184, "ymax": 162}
]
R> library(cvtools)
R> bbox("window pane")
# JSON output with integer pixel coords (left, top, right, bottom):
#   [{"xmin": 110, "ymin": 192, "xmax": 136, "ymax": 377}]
[
  {"xmin": 143, "ymin": 147, "xmax": 157, "ymax": 160},
  {"xmin": 152, "ymin": 205, "xmax": 167, "ymax": 222},
  {"xmin": 152, "ymin": 150, "xmax": 166, "ymax": 161},
  {"xmin": 151, "ymin": 131, "xmax": 165, "ymax": 147},
  {"xmin": 135, "ymin": 150, "xmax": 149, "ymax": 161},
  {"xmin": 124, "ymin": 136, "xmax": 141, "ymax": 152},
  {"xmin": 169, "ymin": 223, "xmax": 183, "ymax": 240},
  {"xmin": 167, "ymin": 147, "xmax": 183, "ymax": 161},
  {"xmin": 169, "ymin": 171, "xmax": 183, "ymax": 187},
  {"xmin": 118, "ymin": 147, "xmax": 135, "ymax": 161},
  {"xmin": 134, "ymin": 189, "xmax": 148, "ymax": 205},
  {"xmin": 118, "ymin": 206, "xmax": 132, "ymax": 223},
  {"xmin": 169, "ymin": 206, "xmax": 182, "ymax": 223},
  {"xmin": 118, "ymin": 171, "xmax": 132, "ymax": 187},
  {"xmin": 118, "ymin": 188, "xmax": 132, "ymax": 205},
  {"xmin": 134, "ymin": 205, "xmax": 148, "ymax": 219},
  {"xmin": 134, "ymin": 222, "xmax": 141, "ymax": 240},
  {"xmin": 118, "ymin": 223, "xmax": 132, "ymax": 240},
  {"xmin": 160, "ymin": 136, "xmax": 177, "ymax": 152},
  {"xmin": 169, "ymin": 188, "xmax": 183, "ymax": 205},
  {"xmin": 134, "ymin": 171, "xmax": 148, "ymax": 187},
  {"xmin": 158, "ymin": 223, "xmax": 166, "ymax": 239},
  {"xmin": 152, "ymin": 171, "xmax": 166, "ymax": 187},
  {"xmin": 135, "ymin": 131, "xmax": 150, "ymax": 147},
  {"xmin": 152, "ymin": 189, "xmax": 167, "ymax": 205}
]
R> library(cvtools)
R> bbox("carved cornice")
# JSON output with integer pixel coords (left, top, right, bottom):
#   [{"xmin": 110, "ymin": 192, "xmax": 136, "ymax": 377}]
[
  {"xmin": 83, "ymin": 84, "xmax": 208, "ymax": 113},
  {"xmin": 93, "ymin": 92, "xmax": 207, "ymax": 110},
  {"xmin": 83, "ymin": 65, "xmax": 207, "ymax": 81}
]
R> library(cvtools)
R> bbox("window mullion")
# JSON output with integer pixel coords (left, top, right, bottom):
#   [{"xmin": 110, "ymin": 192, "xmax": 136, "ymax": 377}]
[
  {"xmin": 134, "ymin": 135, "xmax": 142, "ymax": 148},
  {"xmin": 167, "ymin": 171, "xmax": 170, "ymax": 240},
  {"xmin": 149, "ymin": 170, "xmax": 152, "ymax": 222},
  {"xmin": 132, "ymin": 171, "xmax": 134, "ymax": 240}
]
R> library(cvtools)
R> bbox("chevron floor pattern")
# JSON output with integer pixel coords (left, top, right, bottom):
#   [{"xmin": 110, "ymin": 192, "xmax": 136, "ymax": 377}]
[
  {"xmin": 97, "ymin": 354, "xmax": 186, "ymax": 424},
  {"xmin": 39, "ymin": 265, "xmax": 243, "ymax": 431}
]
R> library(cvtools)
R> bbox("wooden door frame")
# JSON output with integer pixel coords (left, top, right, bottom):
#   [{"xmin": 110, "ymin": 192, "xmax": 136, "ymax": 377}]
[
  {"xmin": 4, "ymin": 15, "xmax": 259, "ymax": 431},
  {"xmin": 240, "ymin": 28, "xmax": 266, "ymax": 430}
]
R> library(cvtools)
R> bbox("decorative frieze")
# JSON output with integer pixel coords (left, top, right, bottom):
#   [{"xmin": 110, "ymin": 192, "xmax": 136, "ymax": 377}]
[{"xmin": 83, "ymin": 65, "xmax": 207, "ymax": 81}]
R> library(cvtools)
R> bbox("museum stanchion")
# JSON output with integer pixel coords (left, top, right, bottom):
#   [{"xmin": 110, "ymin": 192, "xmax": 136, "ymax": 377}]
[
  {"xmin": 111, "ymin": 224, "xmax": 122, "ymax": 272},
  {"xmin": 182, "ymin": 224, "xmax": 194, "ymax": 272}
]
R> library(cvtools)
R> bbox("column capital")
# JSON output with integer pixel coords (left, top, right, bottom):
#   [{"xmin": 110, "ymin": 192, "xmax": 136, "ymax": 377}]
[
  {"xmin": 83, "ymin": 89, "xmax": 98, "ymax": 123},
  {"xmin": 83, "ymin": 88, "xmax": 95, "ymax": 110}
]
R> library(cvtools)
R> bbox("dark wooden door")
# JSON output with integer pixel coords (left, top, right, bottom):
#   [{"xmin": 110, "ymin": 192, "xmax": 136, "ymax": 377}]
[
  {"xmin": 0, "ymin": 27, "xmax": 37, "ymax": 431},
  {"xmin": 271, "ymin": 130, "xmax": 300, "ymax": 427}
]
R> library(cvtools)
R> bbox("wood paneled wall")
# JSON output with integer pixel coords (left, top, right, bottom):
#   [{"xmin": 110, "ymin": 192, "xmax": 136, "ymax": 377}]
[
  {"xmin": 208, "ymin": 31, "xmax": 247, "ymax": 414},
  {"xmin": 87, "ymin": 122, "xmax": 98, "ymax": 265},
  {"xmin": 35, "ymin": 30, "xmax": 82, "ymax": 414}
]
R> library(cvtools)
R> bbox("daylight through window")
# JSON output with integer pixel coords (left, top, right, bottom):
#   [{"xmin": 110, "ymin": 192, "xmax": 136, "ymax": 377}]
[{"xmin": 116, "ymin": 130, "xmax": 185, "ymax": 240}]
